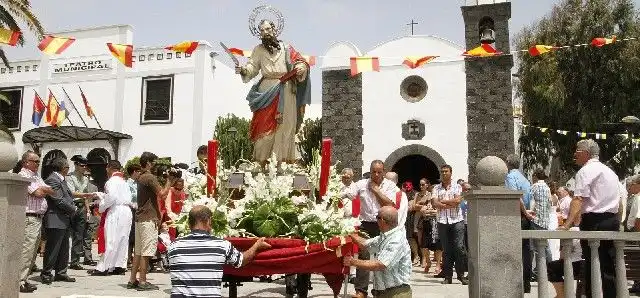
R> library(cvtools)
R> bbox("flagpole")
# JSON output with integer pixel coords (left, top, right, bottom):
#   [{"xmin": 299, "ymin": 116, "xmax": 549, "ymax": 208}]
[
  {"xmin": 61, "ymin": 86, "xmax": 88, "ymax": 127},
  {"xmin": 47, "ymin": 88, "xmax": 75, "ymax": 126},
  {"xmin": 78, "ymin": 85, "xmax": 103, "ymax": 129}
]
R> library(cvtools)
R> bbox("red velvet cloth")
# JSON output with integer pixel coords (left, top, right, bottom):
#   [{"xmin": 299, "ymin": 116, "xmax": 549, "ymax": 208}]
[
  {"xmin": 223, "ymin": 236, "xmax": 354, "ymax": 295},
  {"xmin": 97, "ymin": 208, "xmax": 108, "ymax": 254},
  {"xmin": 250, "ymin": 95, "xmax": 279, "ymax": 141}
]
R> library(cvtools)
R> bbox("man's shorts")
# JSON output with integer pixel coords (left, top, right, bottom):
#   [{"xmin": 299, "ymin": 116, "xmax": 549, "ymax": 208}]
[{"xmin": 135, "ymin": 221, "xmax": 157, "ymax": 257}]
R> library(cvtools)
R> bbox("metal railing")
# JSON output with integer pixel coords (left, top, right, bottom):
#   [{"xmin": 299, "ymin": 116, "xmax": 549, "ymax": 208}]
[{"xmin": 521, "ymin": 230, "xmax": 640, "ymax": 298}]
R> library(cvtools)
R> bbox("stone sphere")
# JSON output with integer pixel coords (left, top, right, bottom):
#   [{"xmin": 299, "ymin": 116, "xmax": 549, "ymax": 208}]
[
  {"xmin": 0, "ymin": 141, "xmax": 18, "ymax": 172},
  {"xmin": 475, "ymin": 156, "xmax": 508, "ymax": 186}
]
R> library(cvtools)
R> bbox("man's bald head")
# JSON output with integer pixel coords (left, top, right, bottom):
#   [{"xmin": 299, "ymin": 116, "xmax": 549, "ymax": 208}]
[
  {"xmin": 378, "ymin": 206, "xmax": 398, "ymax": 228},
  {"xmin": 385, "ymin": 172, "xmax": 398, "ymax": 184},
  {"xmin": 188, "ymin": 205, "xmax": 212, "ymax": 229}
]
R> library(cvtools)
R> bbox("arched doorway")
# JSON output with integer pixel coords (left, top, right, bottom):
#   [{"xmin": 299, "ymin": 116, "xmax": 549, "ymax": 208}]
[
  {"xmin": 391, "ymin": 155, "xmax": 440, "ymax": 188},
  {"xmin": 41, "ymin": 149, "xmax": 67, "ymax": 179},
  {"xmin": 385, "ymin": 144, "xmax": 447, "ymax": 188},
  {"xmin": 87, "ymin": 148, "xmax": 111, "ymax": 191}
]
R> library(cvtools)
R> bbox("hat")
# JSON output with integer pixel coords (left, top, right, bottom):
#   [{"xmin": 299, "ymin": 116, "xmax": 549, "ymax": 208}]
[{"xmin": 70, "ymin": 155, "xmax": 88, "ymax": 165}]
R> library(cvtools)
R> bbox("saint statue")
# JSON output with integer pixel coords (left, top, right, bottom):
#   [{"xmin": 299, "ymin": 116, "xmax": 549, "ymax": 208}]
[{"xmin": 233, "ymin": 6, "xmax": 311, "ymax": 163}]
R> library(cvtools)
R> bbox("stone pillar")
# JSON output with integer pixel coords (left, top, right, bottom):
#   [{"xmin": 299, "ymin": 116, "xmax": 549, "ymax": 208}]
[
  {"xmin": 467, "ymin": 156, "xmax": 523, "ymax": 298},
  {"xmin": 461, "ymin": 2, "xmax": 515, "ymax": 185},
  {"xmin": 321, "ymin": 69, "xmax": 364, "ymax": 178},
  {"xmin": 0, "ymin": 173, "xmax": 29, "ymax": 298}
]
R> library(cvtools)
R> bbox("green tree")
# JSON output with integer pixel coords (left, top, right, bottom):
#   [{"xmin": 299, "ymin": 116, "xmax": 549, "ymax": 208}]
[
  {"xmin": 0, "ymin": 0, "xmax": 45, "ymax": 67},
  {"xmin": 297, "ymin": 118, "xmax": 322, "ymax": 166},
  {"xmin": 213, "ymin": 114, "xmax": 253, "ymax": 168},
  {"xmin": 514, "ymin": 0, "xmax": 640, "ymax": 177}
]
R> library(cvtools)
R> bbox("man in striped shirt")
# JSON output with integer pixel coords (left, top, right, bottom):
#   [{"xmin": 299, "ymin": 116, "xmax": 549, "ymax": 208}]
[
  {"xmin": 432, "ymin": 164, "xmax": 468, "ymax": 285},
  {"xmin": 168, "ymin": 205, "xmax": 271, "ymax": 297}
]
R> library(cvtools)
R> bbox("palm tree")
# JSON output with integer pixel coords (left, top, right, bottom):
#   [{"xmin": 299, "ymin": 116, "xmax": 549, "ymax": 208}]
[{"xmin": 0, "ymin": 0, "xmax": 45, "ymax": 68}]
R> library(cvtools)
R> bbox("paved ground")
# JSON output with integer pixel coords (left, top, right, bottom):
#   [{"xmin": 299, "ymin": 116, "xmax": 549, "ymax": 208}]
[{"xmin": 20, "ymin": 245, "xmax": 554, "ymax": 297}]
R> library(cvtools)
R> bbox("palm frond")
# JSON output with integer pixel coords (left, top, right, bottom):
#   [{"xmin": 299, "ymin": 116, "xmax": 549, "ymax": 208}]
[
  {"xmin": 0, "ymin": 92, "xmax": 8, "ymax": 105},
  {"xmin": 0, "ymin": 123, "xmax": 15, "ymax": 143},
  {"xmin": 0, "ymin": 47, "xmax": 9, "ymax": 68},
  {"xmin": 0, "ymin": 0, "xmax": 44, "ymax": 39}
]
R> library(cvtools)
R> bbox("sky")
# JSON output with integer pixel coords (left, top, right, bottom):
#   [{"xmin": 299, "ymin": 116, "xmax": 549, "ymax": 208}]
[{"xmin": 4, "ymin": 0, "xmax": 640, "ymax": 103}]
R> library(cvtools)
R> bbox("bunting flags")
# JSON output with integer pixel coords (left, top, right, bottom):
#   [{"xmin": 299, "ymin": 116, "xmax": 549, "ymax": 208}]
[
  {"xmin": 349, "ymin": 57, "xmax": 380, "ymax": 76},
  {"xmin": 45, "ymin": 91, "xmax": 60, "ymax": 127},
  {"xmin": 165, "ymin": 41, "xmax": 199, "ymax": 54},
  {"xmin": 522, "ymin": 123, "xmax": 615, "ymax": 140},
  {"xmin": 0, "ymin": 28, "xmax": 20, "ymax": 46},
  {"xmin": 32, "ymin": 92, "xmax": 46, "ymax": 126},
  {"xmin": 107, "ymin": 43, "xmax": 133, "ymax": 67},
  {"xmin": 38, "ymin": 35, "xmax": 75, "ymax": 55},
  {"xmin": 302, "ymin": 55, "xmax": 316, "ymax": 67},
  {"xmin": 463, "ymin": 44, "xmax": 501, "ymax": 57},
  {"xmin": 229, "ymin": 47, "xmax": 251, "ymax": 57},
  {"xmin": 79, "ymin": 87, "xmax": 95, "ymax": 118},
  {"xmin": 528, "ymin": 45, "xmax": 558, "ymax": 56},
  {"xmin": 403, "ymin": 56, "xmax": 438, "ymax": 69},
  {"xmin": 591, "ymin": 36, "xmax": 616, "ymax": 47}
]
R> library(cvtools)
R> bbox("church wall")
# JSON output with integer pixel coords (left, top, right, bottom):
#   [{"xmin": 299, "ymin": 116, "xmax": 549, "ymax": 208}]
[{"xmin": 360, "ymin": 62, "xmax": 469, "ymax": 181}]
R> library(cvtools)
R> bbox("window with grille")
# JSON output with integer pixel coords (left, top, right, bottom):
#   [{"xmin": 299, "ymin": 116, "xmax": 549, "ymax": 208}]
[
  {"xmin": 0, "ymin": 87, "xmax": 23, "ymax": 130},
  {"xmin": 140, "ymin": 75, "xmax": 173, "ymax": 124}
]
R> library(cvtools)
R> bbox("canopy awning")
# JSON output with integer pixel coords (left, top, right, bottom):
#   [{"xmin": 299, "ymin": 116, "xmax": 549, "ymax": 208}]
[{"xmin": 22, "ymin": 126, "xmax": 132, "ymax": 158}]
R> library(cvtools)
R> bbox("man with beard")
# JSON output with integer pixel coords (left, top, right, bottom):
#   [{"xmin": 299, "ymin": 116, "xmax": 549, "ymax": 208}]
[{"xmin": 235, "ymin": 17, "xmax": 311, "ymax": 163}]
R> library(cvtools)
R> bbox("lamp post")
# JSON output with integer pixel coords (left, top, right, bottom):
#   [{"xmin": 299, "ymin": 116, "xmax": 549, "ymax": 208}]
[{"xmin": 622, "ymin": 116, "xmax": 640, "ymax": 175}]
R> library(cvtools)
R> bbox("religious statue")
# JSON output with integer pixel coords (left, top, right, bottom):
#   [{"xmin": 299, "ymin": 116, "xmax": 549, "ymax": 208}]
[{"xmin": 227, "ymin": 6, "xmax": 311, "ymax": 163}]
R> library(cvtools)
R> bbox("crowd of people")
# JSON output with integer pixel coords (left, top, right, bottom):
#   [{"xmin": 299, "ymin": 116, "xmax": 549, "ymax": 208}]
[{"xmin": 12, "ymin": 137, "xmax": 640, "ymax": 297}]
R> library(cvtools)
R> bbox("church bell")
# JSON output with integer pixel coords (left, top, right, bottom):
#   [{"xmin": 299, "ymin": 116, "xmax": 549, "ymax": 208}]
[{"xmin": 478, "ymin": 16, "xmax": 496, "ymax": 44}]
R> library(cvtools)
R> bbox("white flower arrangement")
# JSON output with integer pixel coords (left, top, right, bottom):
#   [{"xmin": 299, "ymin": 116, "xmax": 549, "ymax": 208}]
[{"xmin": 174, "ymin": 152, "xmax": 359, "ymax": 244}]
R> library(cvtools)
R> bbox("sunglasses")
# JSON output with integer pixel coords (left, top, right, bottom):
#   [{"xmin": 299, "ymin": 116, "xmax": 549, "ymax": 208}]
[{"xmin": 28, "ymin": 159, "xmax": 40, "ymax": 164}]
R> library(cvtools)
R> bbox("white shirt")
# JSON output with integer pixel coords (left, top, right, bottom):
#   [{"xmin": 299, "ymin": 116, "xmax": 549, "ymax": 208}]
[
  {"xmin": 574, "ymin": 158, "xmax": 620, "ymax": 214},
  {"xmin": 432, "ymin": 182, "xmax": 464, "ymax": 224},
  {"xmin": 395, "ymin": 190, "xmax": 408, "ymax": 230},
  {"xmin": 627, "ymin": 194, "xmax": 640, "ymax": 231},
  {"xmin": 348, "ymin": 178, "xmax": 398, "ymax": 222},
  {"xmin": 558, "ymin": 195, "xmax": 572, "ymax": 219}
]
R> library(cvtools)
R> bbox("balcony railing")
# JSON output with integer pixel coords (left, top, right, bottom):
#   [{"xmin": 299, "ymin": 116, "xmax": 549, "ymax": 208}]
[{"xmin": 521, "ymin": 230, "xmax": 640, "ymax": 298}]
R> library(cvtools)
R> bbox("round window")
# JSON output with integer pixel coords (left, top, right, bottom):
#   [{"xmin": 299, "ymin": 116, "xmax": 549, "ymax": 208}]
[{"xmin": 400, "ymin": 75, "xmax": 428, "ymax": 103}]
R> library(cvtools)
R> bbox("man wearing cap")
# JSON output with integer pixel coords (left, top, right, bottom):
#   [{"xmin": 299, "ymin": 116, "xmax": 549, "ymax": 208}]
[
  {"xmin": 67, "ymin": 155, "xmax": 98, "ymax": 270},
  {"xmin": 560, "ymin": 139, "xmax": 621, "ymax": 297}
]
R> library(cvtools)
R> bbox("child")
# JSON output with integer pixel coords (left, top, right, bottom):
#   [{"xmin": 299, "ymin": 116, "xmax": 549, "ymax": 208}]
[{"xmin": 152, "ymin": 222, "xmax": 173, "ymax": 272}]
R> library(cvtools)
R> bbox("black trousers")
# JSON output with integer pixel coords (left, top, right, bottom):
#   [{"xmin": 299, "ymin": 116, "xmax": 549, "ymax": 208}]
[
  {"xmin": 580, "ymin": 212, "xmax": 618, "ymax": 298},
  {"xmin": 521, "ymin": 217, "xmax": 532, "ymax": 292},
  {"xmin": 42, "ymin": 228, "xmax": 71, "ymax": 277},
  {"xmin": 70, "ymin": 205, "xmax": 93, "ymax": 264},
  {"xmin": 438, "ymin": 221, "xmax": 467, "ymax": 278},
  {"xmin": 354, "ymin": 221, "xmax": 380, "ymax": 294}
]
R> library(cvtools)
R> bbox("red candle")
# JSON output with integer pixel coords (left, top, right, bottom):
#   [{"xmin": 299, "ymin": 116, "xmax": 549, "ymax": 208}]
[
  {"xmin": 207, "ymin": 140, "xmax": 219, "ymax": 197},
  {"xmin": 319, "ymin": 138, "xmax": 332, "ymax": 197}
]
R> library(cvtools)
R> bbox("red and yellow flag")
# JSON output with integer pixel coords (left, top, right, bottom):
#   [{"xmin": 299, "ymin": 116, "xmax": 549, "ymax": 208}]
[
  {"xmin": 350, "ymin": 57, "xmax": 380, "ymax": 76},
  {"xmin": 38, "ymin": 35, "xmax": 75, "ymax": 55},
  {"xmin": 463, "ymin": 44, "xmax": 501, "ymax": 57},
  {"xmin": 591, "ymin": 36, "xmax": 616, "ymax": 47},
  {"xmin": 79, "ymin": 87, "xmax": 95, "ymax": 119},
  {"xmin": 403, "ymin": 56, "xmax": 438, "ymax": 69},
  {"xmin": 302, "ymin": 55, "xmax": 316, "ymax": 67},
  {"xmin": 45, "ymin": 91, "xmax": 60, "ymax": 127},
  {"xmin": 528, "ymin": 45, "xmax": 559, "ymax": 56},
  {"xmin": 165, "ymin": 41, "xmax": 199, "ymax": 54},
  {"xmin": 107, "ymin": 43, "xmax": 133, "ymax": 67},
  {"xmin": 229, "ymin": 47, "xmax": 251, "ymax": 57},
  {"xmin": 0, "ymin": 28, "xmax": 21, "ymax": 46}
]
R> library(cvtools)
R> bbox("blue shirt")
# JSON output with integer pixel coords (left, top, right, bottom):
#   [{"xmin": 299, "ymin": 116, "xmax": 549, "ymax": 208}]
[
  {"xmin": 505, "ymin": 169, "xmax": 532, "ymax": 208},
  {"xmin": 364, "ymin": 226, "xmax": 412, "ymax": 291}
]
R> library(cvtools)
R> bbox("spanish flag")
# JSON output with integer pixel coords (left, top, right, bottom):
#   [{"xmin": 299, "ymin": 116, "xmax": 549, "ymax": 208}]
[
  {"xmin": 38, "ymin": 35, "xmax": 75, "ymax": 55},
  {"xmin": 302, "ymin": 55, "xmax": 316, "ymax": 67},
  {"xmin": 350, "ymin": 57, "xmax": 380, "ymax": 76},
  {"xmin": 528, "ymin": 45, "xmax": 558, "ymax": 57},
  {"xmin": 45, "ymin": 91, "xmax": 60, "ymax": 127},
  {"xmin": 165, "ymin": 41, "xmax": 199, "ymax": 54},
  {"xmin": 0, "ymin": 28, "xmax": 20, "ymax": 46},
  {"xmin": 107, "ymin": 43, "xmax": 133, "ymax": 67},
  {"xmin": 591, "ymin": 36, "xmax": 616, "ymax": 47},
  {"xmin": 403, "ymin": 56, "xmax": 438, "ymax": 69},
  {"xmin": 463, "ymin": 44, "xmax": 501, "ymax": 57},
  {"xmin": 229, "ymin": 47, "xmax": 251, "ymax": 57}
]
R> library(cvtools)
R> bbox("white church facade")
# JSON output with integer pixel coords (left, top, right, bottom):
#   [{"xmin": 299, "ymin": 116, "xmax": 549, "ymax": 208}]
[
  {"xmin": 321, "ymin": 36, "xmax": 469, "ymax": 183},
  {"xmin": 1, "ymin": 24, "xmax": 257, "ymax": 169}
]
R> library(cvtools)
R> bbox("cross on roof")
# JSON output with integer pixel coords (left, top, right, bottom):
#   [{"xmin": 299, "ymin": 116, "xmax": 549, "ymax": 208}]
[{"xmin": 407, "ymin": 19, "xmax": 418, "ymax": 35}]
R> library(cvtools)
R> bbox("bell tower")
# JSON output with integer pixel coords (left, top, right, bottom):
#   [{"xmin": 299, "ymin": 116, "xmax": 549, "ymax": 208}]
[{"xmin": 461, "ymin": 0, "xmax": 515, "ymax": 185}]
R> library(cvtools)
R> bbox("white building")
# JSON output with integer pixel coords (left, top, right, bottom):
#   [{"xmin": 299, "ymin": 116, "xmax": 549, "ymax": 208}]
[
  {"xmin": 321, "ymin": 35, "xmax": 469, "ymax": 183},
  {"xmin": 1, "ymin": 25, "xmax": 260, "ymax": 180}
]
